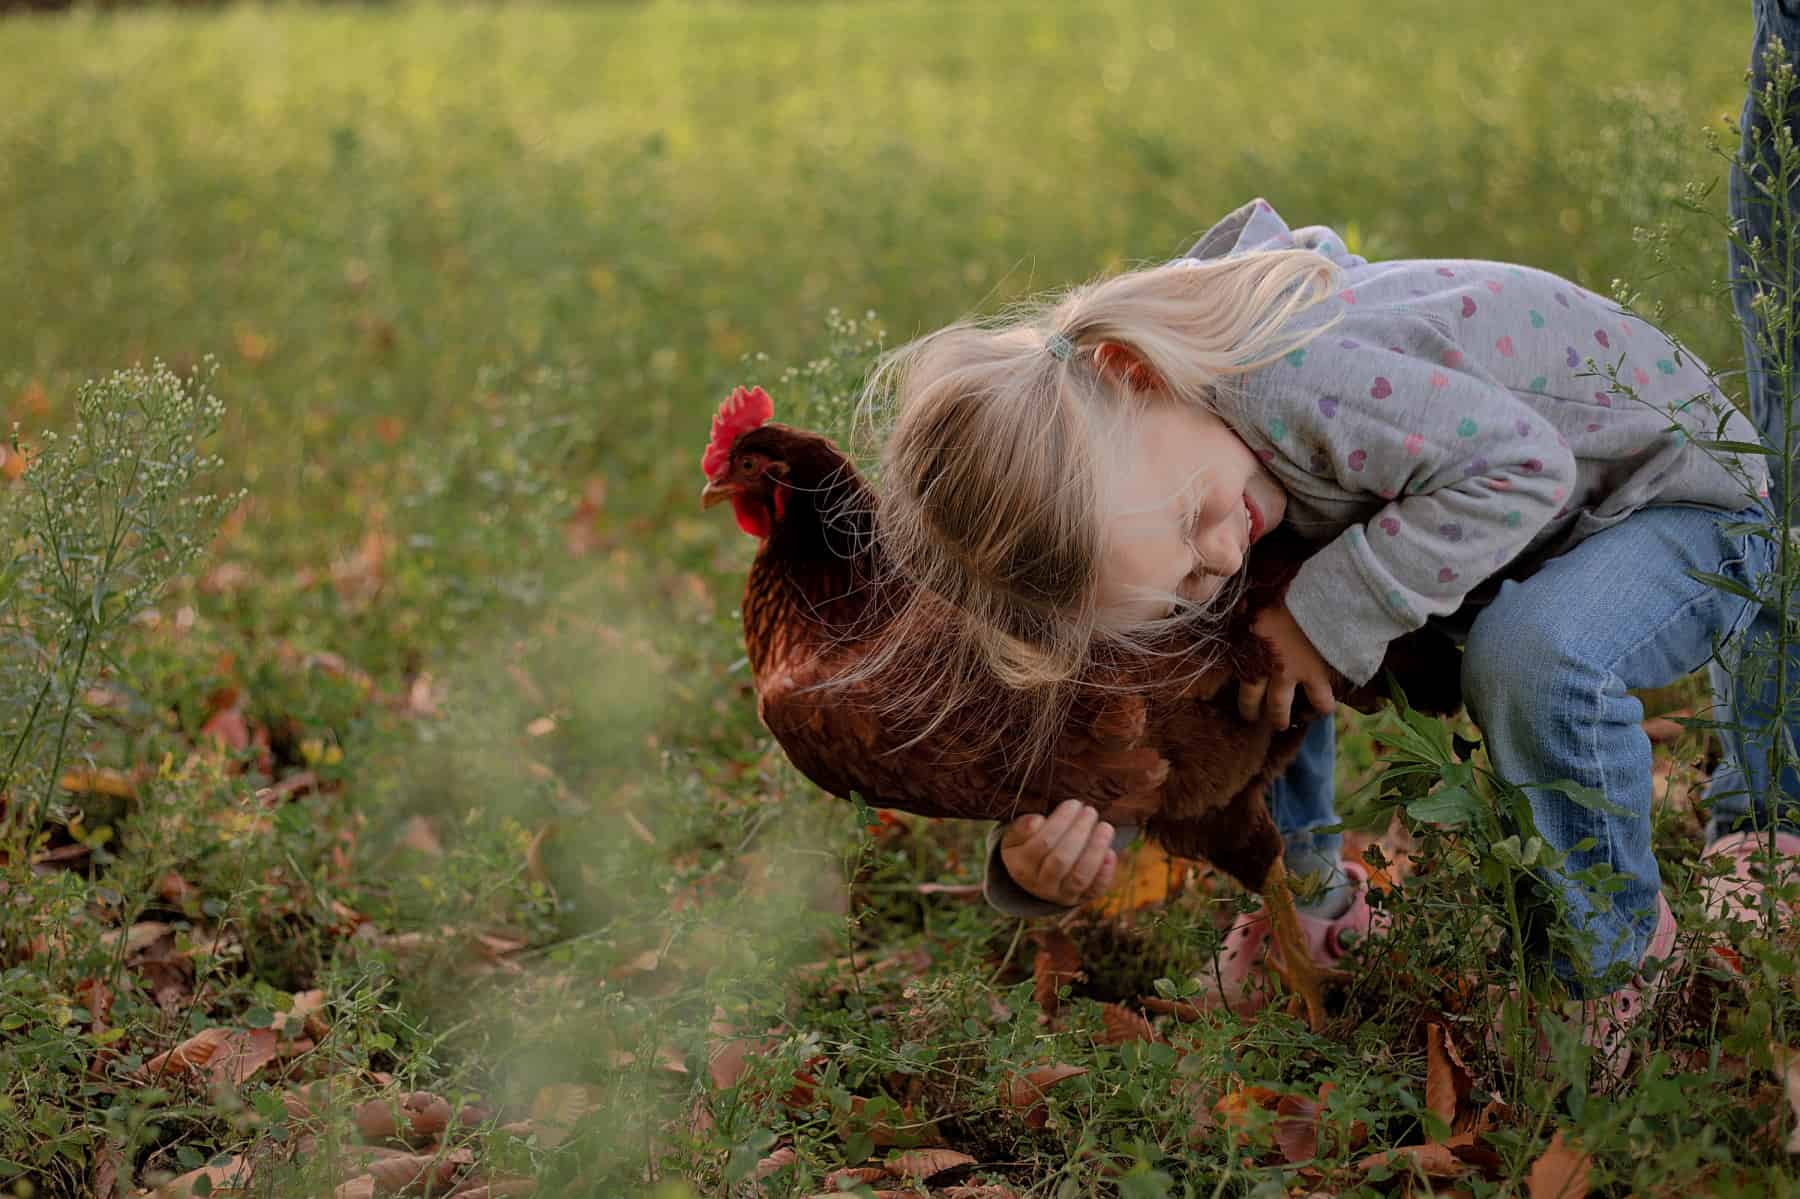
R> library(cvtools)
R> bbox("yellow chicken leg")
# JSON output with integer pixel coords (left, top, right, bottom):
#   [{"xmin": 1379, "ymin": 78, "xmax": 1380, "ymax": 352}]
[{"xmin": 1261, "ymin": 858, "xmax": 1329, "ymax": 1032}]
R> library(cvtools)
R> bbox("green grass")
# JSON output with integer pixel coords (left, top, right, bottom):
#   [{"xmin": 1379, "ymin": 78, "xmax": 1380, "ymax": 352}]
[{"xmin": 0, "ymin": 1, "xmax": 1793, "ymax": 1195}]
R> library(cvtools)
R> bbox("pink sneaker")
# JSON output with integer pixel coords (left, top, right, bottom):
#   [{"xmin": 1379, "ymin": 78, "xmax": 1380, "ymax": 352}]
[
  {"xmin": 1569, "ymin": 892, "xmax": 1681, "ymax": 1078},
  {"xmin": 1203, "ymin": 861, "xmax": 1387, "ymax": 1017},
  {"xmin": 1486, "ymin": 893, "xmax": 1681, "ymax": 1081},
  {"xmin": 1698, "ymin": 829, "xmax": 1800, "ymax": 932}
]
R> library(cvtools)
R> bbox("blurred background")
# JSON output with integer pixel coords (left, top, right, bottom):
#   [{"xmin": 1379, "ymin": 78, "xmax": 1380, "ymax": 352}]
[{"xmin": 0, "ymin": 2, "xmax": 1768, "ymax": 1195}]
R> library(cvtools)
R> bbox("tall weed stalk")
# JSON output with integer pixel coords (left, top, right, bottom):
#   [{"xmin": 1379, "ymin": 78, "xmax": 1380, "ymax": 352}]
[{"xmin": 0, "ymin": 360, "xmax": 235, "ymax": 856}]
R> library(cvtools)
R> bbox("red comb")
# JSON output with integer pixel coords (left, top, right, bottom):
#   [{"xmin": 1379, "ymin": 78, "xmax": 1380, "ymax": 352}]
[{"xmin": 702, "ymin": 385, "xmax": 774, "ymax": 479}]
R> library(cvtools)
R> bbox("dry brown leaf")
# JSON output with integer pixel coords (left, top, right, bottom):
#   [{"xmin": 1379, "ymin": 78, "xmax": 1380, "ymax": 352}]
[
  {"xmin": 333, "ymin": 1177, "xmax": 376, "ymax": 1199},
  {"xmin": 1097, "ymin": 1003, "xmax": 1159, "ymax": 1045},
  {"xmin": 528, "ymin": 1083, "xmax": 600, "ymax": 1149},
  {"xmin": 397, "ymin": 816, "xmax": 444, "ymax": 857},
  {"xmin": 1426, "ymin": 1021, "xmax": 1473, "ymax": 1128},
  {"xmin": 270, "ymin": 989, "xmax": 328, "ymax": 1038},
  {"xmin": 1031, "ymin": 930, "xmax": 1083, "ymax": 1018},
  {"xmin": 75, "ymin": 977, "xmax": 114, "ymax": 1031},
  {"xmin": 92, "ymin": 1138, "xmax": 126, "ymax": 1199},
  {"xmin": 524, "ymin": 716, "xmax": 556, "ymax": 738},
  {"xmin": 751, "ymin": 1145, "xmax": 797, "ymax": 1181},
  {"xmin": 1359, "ymin": 1142, "xmax": 1471, "ymax": 1179},
  {"xmin": 886, "ymin": 1148, "xmax": 975, "ymax": 1180},
  {"xmin": 154, "ymin": 1157, "xmax": 254, "ymax": 1197},
  {"xmin": 145, "ymin": 1027, "xmax": 232, "ymax": 1078},
  {"xmin": 820, "ymin": 1166, "xmax": 887, "ymax": 1189},
  {"xmin": 1213, "ymin": 1085, "xmax": 1282, "ymax": 1147},
  {"xmin": 366, "ymin": 1148, "xmax": 472, "ymax": 1194},
  {"xmin": 525, "ymin": 823, "xmax": 555, "ymax": 887},
  {"xmin": 59, "ymin": 766, "xmax": 137, "ymax": 799},
  {"xmin": 1086, "ymin": 838, "xmax": 1207, "ymax": 917},
  {"xmin": 1526, "ymin": 1130, "xmax": 1592, "ymax": 1198},
  {"xmin": 940, "ymin": 1189, "xmax": 1019, "ymax": 1199},
  {"xmin": 1776, "ymin": 1044, "xmax": 1800, "ymax": 1154},
  {"xmin": 1140, "ymin": 994, "xmax": 1213, "ymax": 1022},
  {"xmin": 156, "ymin": 872, "xmax": 198, "ymax": 908},
  {"xmin": 201, "ymin": 706, "xmax": 251, "ymax": 753},
  {"xmin": 1001, "ymin": 1064, "xmax": 1086, "ymax": 1129},
  {"xmin": 444, "ymin": 1181, "xmax": 534, "ymax": 1199},
  {"xmin": 1273, "ymin": 1091, "xmax": 1322, "ymax": 1163},
  {"xmin": 353, "ymin": 1091, "xmax": 454, "ymax": 1144}
]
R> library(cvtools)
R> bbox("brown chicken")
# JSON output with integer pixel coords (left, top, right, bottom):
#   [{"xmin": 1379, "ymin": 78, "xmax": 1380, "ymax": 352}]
[{"xmin": 700, "ymin": 385, "xmax": 1460, "ymax": 1028}]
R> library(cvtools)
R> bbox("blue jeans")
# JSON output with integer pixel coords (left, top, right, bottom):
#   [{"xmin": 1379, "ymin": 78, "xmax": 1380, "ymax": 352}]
[{"xmin": 1270, "ymin": 0, "xmax": 1800, "ymax": 991}]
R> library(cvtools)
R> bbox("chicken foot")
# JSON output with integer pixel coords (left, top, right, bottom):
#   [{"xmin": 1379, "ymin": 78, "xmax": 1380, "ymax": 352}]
[{"xmin": 1260, "ymin": 857, "xmax": 1331, "ymax": 1032}]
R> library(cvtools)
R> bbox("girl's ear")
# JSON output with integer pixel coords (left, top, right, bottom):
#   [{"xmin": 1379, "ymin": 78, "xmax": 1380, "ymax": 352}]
[{"xmin": 1094, "ymin": 341, "xmax": 1161, "ymax": 391}]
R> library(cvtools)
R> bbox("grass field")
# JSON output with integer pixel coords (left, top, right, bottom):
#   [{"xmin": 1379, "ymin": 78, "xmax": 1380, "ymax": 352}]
[{"xmin": 1, "ymin": 2, "xmax": 1793, "ymax": 1195}]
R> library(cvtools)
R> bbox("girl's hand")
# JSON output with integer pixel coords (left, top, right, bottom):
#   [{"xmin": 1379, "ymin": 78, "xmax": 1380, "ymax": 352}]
[
  {"xmin": 1239, "ymin": 604, "xmax": 1338, "ymax": 728},
  {"xmin": 1000, "ymin": 799, "xmax": 1118, "ymax": 906}
]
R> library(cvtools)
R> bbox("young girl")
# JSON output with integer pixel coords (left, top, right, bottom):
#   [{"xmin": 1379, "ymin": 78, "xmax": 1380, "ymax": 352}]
[{"xmin": 865, "ymin": 1, "xmax": 1800, "ymax": 1063}]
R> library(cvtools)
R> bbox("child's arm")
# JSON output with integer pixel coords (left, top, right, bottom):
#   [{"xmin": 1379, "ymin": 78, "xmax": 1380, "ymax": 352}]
[
  {"xmin": 1246, "ymin": 316, "xmax": 1578, "ymax": 686},
  {"xmin": 983, "ymin": 801, "xmax": 1129, "ymax": 915}
]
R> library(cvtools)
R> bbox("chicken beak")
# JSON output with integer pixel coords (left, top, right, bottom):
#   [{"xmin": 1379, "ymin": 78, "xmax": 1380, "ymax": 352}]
[{"xmin": 699, "ymin": 478, "xmax": 736, "ymax": 509}]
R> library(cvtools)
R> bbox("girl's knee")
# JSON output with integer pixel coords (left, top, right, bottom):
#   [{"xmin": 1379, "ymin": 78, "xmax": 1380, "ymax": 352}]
[{"xmin": 1461, "ymin": 601, "xmax": 1587, "ymax": 702}]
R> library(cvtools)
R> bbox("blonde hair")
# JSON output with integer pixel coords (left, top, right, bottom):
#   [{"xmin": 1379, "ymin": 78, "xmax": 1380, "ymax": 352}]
[{"xmin": 844, "ymin": 249, "xmax": 1342, "ymax": 772}]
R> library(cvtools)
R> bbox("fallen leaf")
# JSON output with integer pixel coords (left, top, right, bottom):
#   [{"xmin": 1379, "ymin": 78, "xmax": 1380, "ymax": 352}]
[
  {"xmin": 234, "ymin": 325, "xmax": 273, "ymax": 365},
  {"xmin": 1097, "ymin": 1003, "xmax": 1158, "ymax": 1045},
  {"xmin": 366, "ymin": 1148, "xmax": 472, "ymax": 1194},
  {"xmin": 1214, "ymin": 1085, "xmax": 1282, "ymax": 1147},
  {"xmin": 1273, "ymin": 1091, "xmax": 1322, "ymax": 1163},
  {"xmin": 1140, "ymin": 995, "xmax": 1212, "ymax": 1022},
  {"xmin": 529, "ymin": 1083, "xmax": 600, "ymax": 1149},
  {"xmin": 333, "ymin": 1180, "xmax": 375, "ymax": 1199},
  {"xmin": 1031, "ymin": 930, "xmax": 1083, "ymax": 1018},
  {"xmin": 353, "ymin": 1092, "xmax": 453, "ymax": 1143},
  {"xmin": 156, "ymin": 872, "xmax": 198, "ymax": 908},
  {"xmin": 397, "ymin": 816, "xmax": 444, "ymax": 857},
  {"xmin": 525, "ymin": 716, "xmax": 556, "ymax": 738},
  {"xmin": 59, "ymin": 767, "xmax": 137, "ymax": 799},
  {"xmin": 820, "ymin": 1167, "xmax": 887, "ymax": 1189},
  {"xmin": 886, "ymin": 1148, "xmax": 975, "ymax": 1180},
  {"xmin": 1426, "ymin": 1021, "xmax": 1473, "ymax": 1128},
  {"xmin": 1359, "ymin": 1142, "xmax": 1471, "ymax": 1180},
  {"xmin": 1002, "ymin": 1064, "xmax": 1086, "ymax": 1129},
  {"xmin": 751, "ymin": 1145, "xmax": 797, "ymax": 1181},
  {"xmin": 92, "ymin": 1138, "xmax": 126, "ymax": 1199},
  {"xmin": 1526, "ymin": 1129, "xmax": 1592, "ymax": 1198},
  {"xmin": 201, "ymin": 706, "xmax": 251, "ymax": 753},
  {"xmin": 75, "ymin": 977, "xmax": 114, "ymax": 1031},
  {"xmin": 525, "ymin": 823, "xmax": 555, "ymax": 887},
  {"xmin": 443, "ymin": 1181, "xmax": 534, "ymax": 1199},
  {"xmin": 154, "ymin": 1157, "xmax": 254, "ymax": 1197},
  {"xmin": 270, "ymin": 990, "xmax": 328, "ymax": 1038},
  {"xmin": 1086, "ymin": 838, "xmax": 1207, "ymax": 917}
]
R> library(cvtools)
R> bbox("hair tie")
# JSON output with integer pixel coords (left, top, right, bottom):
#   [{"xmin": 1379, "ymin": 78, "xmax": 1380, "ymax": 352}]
[{"xmin": 1044, "ymin": 332, "xmax": 1075, "ymax": 363}]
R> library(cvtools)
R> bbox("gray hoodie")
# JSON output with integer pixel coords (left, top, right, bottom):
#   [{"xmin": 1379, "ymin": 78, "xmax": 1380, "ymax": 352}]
[
  {"xmin": 1190, "ymin": 198, "xmax": 1767, "ymax": 685},
  {"xmin": 981, "ymin": 198, "xmax": 1769, "ymax": 917}
]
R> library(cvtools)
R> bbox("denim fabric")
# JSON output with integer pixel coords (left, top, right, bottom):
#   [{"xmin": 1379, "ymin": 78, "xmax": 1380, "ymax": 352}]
[
  {"xmin": 1270, "ymin": 719, "xmax": 1341, "ymax": 865},
  {"xmin": 1463, "ymin": 503, "xmax": 1775, "ymax": 990},
  {"xmin": 1706, "ymin": 0, "xmax": 1800, "ymax": 842},
  {"xmin": 1265, "ymin": 0, "xmax": 1800, "ymax": 992},
  {"xmin": 1729, "ymin": 0, "xmax": 1800, "ymax": 512}
]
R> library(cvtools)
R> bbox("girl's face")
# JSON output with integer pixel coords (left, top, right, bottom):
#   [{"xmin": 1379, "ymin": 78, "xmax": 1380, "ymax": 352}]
[{"xmin": 1099, "ymin": 402, "xmax": 1287, "ymax": 621}]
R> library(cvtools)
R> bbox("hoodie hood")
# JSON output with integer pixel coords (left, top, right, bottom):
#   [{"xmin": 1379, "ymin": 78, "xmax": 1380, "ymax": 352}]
[{"xmin": 1184, "ymin": 197, "xmax": 1367, "ymax": 270}]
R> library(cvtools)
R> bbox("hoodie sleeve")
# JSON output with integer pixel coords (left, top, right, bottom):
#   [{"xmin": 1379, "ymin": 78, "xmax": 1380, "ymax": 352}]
[
  {"xmin": 982, "ymin": 822, "xmax": 1139, "ymax": 919},
  {"xmin": 1240, "ymin": 317, "xmax": 1578, "ymax": 685}
]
